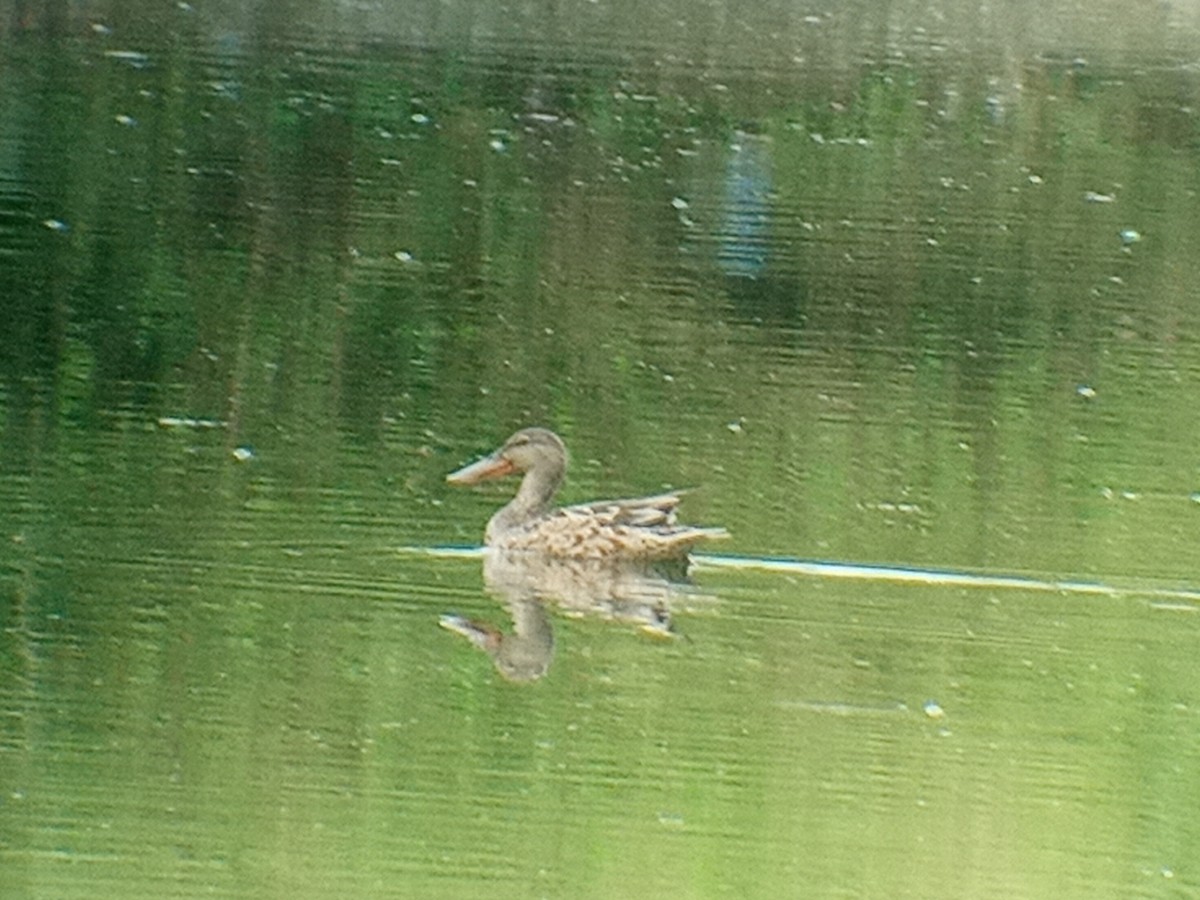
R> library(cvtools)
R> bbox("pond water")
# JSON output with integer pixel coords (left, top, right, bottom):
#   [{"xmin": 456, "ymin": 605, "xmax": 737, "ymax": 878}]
[{"xmin": 3, "ymin": 1, "xmax": 1200, "ymax": 897}]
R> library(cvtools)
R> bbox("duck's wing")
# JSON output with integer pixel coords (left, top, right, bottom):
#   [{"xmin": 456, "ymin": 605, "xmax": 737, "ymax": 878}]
[
  {"xmin": 560, "ymin": 491, "xmax": 687, "ymax": 529},
  {"xmin": 521, "ymin": 492, "xmax": 726, "ymax": 559}
]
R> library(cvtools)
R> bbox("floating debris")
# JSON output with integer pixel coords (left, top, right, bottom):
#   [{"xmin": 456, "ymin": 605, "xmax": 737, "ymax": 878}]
[
  {"xmin": 923, "ymin": 700, "xmax": 946, "ymax": 719},
  {"xmin": 1076, "ymin": 384, "xmax": 1096, "ymax": 399},
  {"xmin": 1119, "ymin": 228, "xmax": 1141, "ymax": 246},
  {"xmin": 1084, "ymin": 190, "xmax": 1116, "ymax": 203},
  {"xmin": 231, "ymin": 445, "xmax": 255, "ymax": 462},
  {"xmin": 671, "ymin": 197, "xmax": 690, "ymax": 210},
  {"xmin": 115, "ymin": 113, "xmax": 138, "ymax": 127},
  {"xmin": 42, "ymin": 218, "xmax": 69, "ymax": 233}
]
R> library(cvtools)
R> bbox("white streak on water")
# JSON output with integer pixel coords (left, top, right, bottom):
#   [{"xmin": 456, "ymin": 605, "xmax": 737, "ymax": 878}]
[
  {"xmin": 406, "ymin": 547, "xmax": 1200, "ymax": 606},
  {"xmin": 691, "ymin": 554, "xmax": 1200, "ymax": 606}
]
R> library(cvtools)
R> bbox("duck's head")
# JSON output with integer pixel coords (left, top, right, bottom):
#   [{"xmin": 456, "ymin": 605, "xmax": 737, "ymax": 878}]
[{"xmin": 446, "ymin": 427, "xmax": 568, "ymax": 485}]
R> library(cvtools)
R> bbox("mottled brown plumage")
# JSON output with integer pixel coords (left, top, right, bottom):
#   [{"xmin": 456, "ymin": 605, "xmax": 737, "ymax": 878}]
[{"xmin": 446, "ymin": 428, "xmax": 726, "ymax": 560}]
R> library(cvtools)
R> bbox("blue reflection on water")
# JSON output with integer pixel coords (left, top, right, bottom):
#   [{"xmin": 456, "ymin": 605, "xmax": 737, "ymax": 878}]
[{"xmin": 717, "ymin": 129, "xmax": 773, "ymax": 279}]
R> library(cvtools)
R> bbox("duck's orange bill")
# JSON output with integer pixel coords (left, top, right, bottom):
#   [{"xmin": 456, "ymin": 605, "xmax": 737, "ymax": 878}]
[{"xmin": 446, "ymin": 454, "xmax": 517, "ymax": 485}]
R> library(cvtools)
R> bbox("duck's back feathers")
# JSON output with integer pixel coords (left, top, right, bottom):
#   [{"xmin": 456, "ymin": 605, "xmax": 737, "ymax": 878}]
[{"xmin": 487, "ymin": 491, "xmax": 727, "ymax": 560}]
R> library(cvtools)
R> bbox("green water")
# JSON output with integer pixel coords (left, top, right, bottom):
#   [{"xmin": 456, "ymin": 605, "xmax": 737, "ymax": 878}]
[{"xmin": 3, "ymin": 1, "xmax": 1200, "ymax": 897}]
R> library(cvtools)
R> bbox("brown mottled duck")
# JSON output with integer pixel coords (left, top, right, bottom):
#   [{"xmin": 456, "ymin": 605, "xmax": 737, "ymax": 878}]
[{"xmin": 446, "ymin": 427, "xmax": 726, "ymax": 559}]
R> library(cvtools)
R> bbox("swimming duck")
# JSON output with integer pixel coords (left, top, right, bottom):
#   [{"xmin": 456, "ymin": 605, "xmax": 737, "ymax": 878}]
[{"xmin": 446, "ymin": 427, "xmax": 727, "ymax": 559}]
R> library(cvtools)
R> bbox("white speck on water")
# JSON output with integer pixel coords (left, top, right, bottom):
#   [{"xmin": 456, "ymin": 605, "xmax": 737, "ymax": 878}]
[
  {"xmin": 157, "ymin": 416, "xmax": 226, "ymax": 430},
  {"xmin": 671, "ymin": 197, "xmax": 689, "ymax": 210},
  {"xmin": 103, "ymin": 49, "xmax": 150, "ymax": 66},
  {"xmin": 923, "ymin": 700, "xmax": 946, "ymax": 719},
  {"xmin": 394, "ymin": 250, "xmax": 413, "ymax": 263},
  {"xmin": 232, "ymin": 446, "xmax": 255, "ymax": 462},
  {"xmin": 1076, "ymin": 384, "xmax": 1096, "ymax": 399}
]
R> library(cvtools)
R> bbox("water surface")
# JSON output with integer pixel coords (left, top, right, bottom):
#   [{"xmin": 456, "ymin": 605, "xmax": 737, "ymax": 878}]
[{"xmin": 3, "ymin": 1, "xmax": 1200, "ymax": 897}]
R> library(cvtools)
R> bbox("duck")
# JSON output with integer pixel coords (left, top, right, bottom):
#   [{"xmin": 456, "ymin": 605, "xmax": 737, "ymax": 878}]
[{"xmin": 446, "ymin": 427, "xmax": 727, "ymax": 559}]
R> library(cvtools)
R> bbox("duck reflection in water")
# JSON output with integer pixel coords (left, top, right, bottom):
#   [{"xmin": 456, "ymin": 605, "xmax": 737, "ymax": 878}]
[
  {"xmin": 439, "ymin": 551, "xmax": 705, "ymax": 682},
  {"xmin": 442, "ymin": 428, "xmax": 726, "ymax": 681}
]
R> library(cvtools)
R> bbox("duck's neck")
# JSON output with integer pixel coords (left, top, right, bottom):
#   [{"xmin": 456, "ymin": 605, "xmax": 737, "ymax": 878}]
[{"xmin": 487, "ymin": 462, "xmax": 564, "ymax": 538}]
